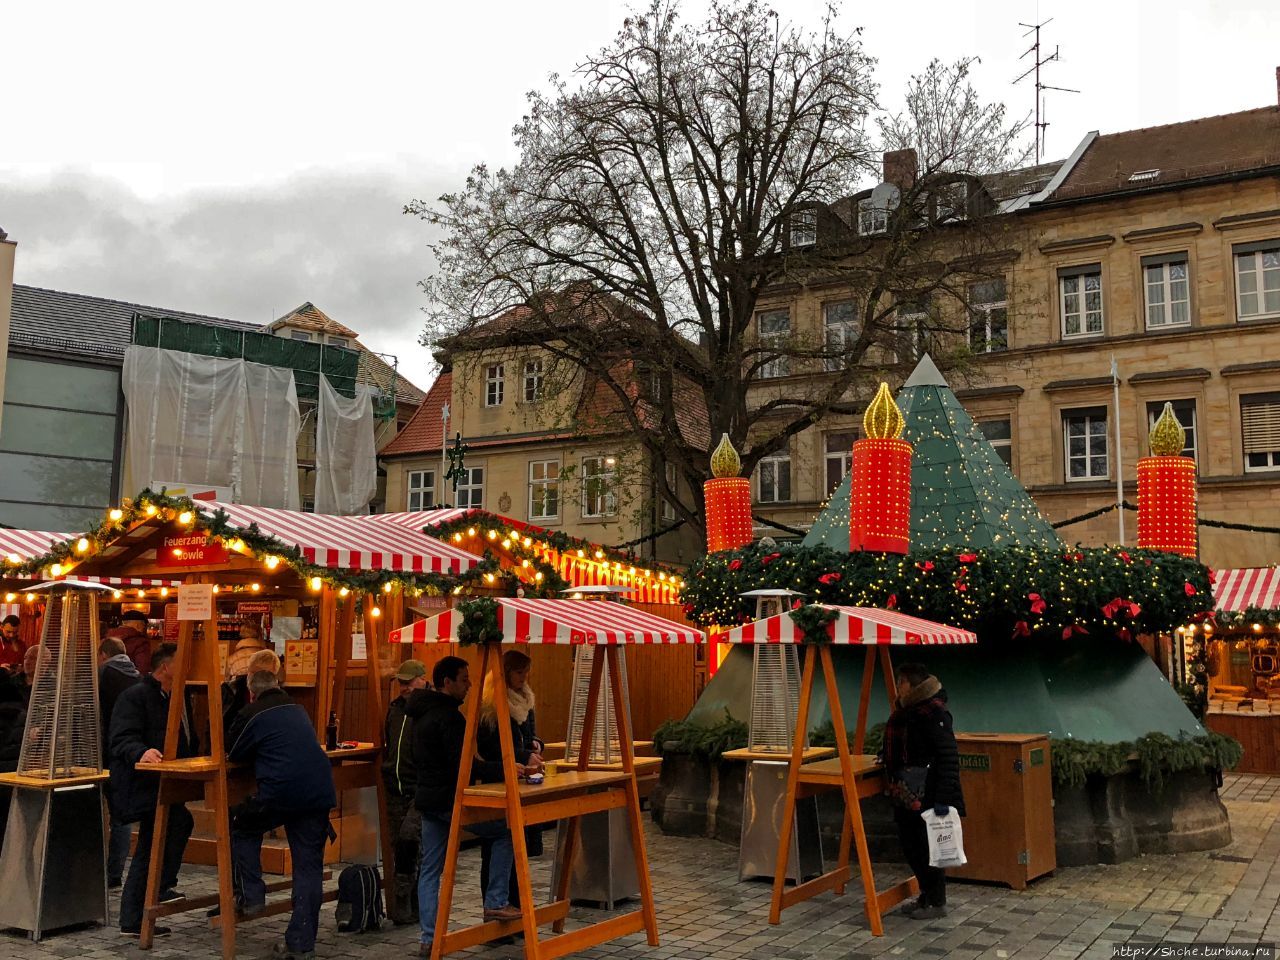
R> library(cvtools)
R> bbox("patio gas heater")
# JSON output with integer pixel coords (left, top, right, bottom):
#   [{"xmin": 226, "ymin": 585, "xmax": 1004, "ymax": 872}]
[
  {"xmin": 556, "ymin": 584, "xmax": 640, "ymax": 907},
  {"xmin": 734, "ymin": 589, "xmax": 824, "ymax": 884},
  {"xmin": 0, "ymin": 582, "xmax": 110, "ymax": 939}
]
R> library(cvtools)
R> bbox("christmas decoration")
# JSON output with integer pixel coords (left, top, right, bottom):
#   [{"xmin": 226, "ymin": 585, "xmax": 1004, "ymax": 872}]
[
  {"xmin": 849, "ymin": 382, "xmax": 912, "ymax": 554},
  {"xmin": 1136, "ymin": 402, "xmax": 1198, "ymax": 558},
  {"xmin": 704, "ymin": 433, "xmax": 753, "ymax": 553}
]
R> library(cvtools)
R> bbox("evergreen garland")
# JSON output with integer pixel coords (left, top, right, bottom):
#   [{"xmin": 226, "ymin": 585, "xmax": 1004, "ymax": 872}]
[
  {"xmin": 789, "ymin": 604, "xmax": 840, "ymax": 644},
  {"xmin": 682, "ymin": 542, "xmax": 1213, "ymax": 643},
  {"xmin": 653, "ymin": 709, "xmax": 748, "ymax": 760},
  {"xmin": 456, "ymin": 597, "xmax": 501, "ymax": 646}
]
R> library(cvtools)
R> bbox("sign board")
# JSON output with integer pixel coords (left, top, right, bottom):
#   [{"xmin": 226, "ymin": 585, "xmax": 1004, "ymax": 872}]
[
  {"xmin": 957, "ymin": 753, "xmax": 991, "ymax": 772},
  {"xmin": 157, "ymin": 534, "xmax": 228, "ymax": 567},
  {"xmin": 351, "ymin": 632, "xmax": 367, "ymax": 661},
  {"xmin": 177, "ymin": 583, "xmax": 214, "ymax": 621},
  {"xmin": 163, "ymin": 604, "xmax": 179, "ymax": 641},
  {"xmin": 151, "ymin": 482, "xmax": 234, "ymax": 502},
  {"xmin": 236, "ymin": 601, "xmax": 272, "ymax": 615},
  {"xmin": 285, "ymin": 640, "xmax": 318, "ymax": 686}
]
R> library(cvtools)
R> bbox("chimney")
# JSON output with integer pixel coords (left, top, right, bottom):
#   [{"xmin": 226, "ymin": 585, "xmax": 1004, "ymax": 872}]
[
  {"xmin": 1275, "ymin": 65, "xmax": 1280, "ymax": 107},
  {"xmin": 883, "ymin": 149, "xmax": 918, "ymax": 190}
]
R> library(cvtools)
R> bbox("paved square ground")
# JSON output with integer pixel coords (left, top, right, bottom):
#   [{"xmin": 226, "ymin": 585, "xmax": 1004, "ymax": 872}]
[{"xmin": 4, "ymin": 774, "xmax": 1279, "ymax": 959}]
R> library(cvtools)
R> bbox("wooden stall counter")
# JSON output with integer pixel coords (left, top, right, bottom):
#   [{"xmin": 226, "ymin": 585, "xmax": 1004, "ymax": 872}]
[{"xmin": 720, "ymin": 747, "xmax": 835, "ymax": 764}]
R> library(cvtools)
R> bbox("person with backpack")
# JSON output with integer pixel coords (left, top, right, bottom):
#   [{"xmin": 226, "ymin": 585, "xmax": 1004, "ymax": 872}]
[
  {"xmin": 881, "ymin": 661, "xmax": 965, "ymax": 920},
  {"xmin": 227, "ymin": 670, "xmax": 337, "ymax": 960},
  {"xmin": 408, "ymin": 656, "xmax": 535, "ymax": 957},
  {"xmin": 383, "ymin": 659, "xmax": 428, "ymax": 925}
]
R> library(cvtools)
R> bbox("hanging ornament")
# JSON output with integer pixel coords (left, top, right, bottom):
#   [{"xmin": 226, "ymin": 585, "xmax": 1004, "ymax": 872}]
[
  {"xmin": 704, "ymin": 433, "xmax": 753, "ymax": 553},
  {"xmin": 850, "ymin": 382, "xmax": 912, "ymax": 554},
  {"xmin": 1136, "ymin": 402, "xmax": 1197, "ymax": 558}
]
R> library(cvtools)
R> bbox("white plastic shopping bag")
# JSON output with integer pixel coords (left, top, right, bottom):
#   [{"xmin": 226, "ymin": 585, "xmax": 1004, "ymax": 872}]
[{"xmin": 920, "ymin": 807, "xmax": 967, "ymax": 868}]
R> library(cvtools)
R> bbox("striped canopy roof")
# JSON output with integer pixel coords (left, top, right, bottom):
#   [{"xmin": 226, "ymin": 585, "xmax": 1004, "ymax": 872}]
[
  {"xmin": 389, "ymin": 597, "xmax": 703, "ymax": 645},
  {"xmin": 722, "ymin": 604, "xmax": 977, "ymax": 646},
  {"xmin": 0, "ymin": 528, "xmax": 177, "ymax": 588},
  {"xmin": 189, "ymin": 501, "xmax": 480, "ymax": 574},
  {"xmin": 1213, "ymin": 568, "xmax": 1280, "ymax": 612}
]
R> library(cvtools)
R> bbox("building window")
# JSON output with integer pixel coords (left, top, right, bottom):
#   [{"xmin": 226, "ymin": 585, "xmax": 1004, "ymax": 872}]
[
  {"xmin": 757, "ymin": 309, "xmax": 791, "ymax": 379},
  {"xmin": 455, "ymin": 466, "xmax": 485, "ymax": 508},
  {"xmin": 858, "ymin": 199, "xmax": 888, "ymax": 235},
  {"xmin": 757, "ymin": 451, "xmax": 792, "ymax": 504},
  {"xmin": 660, "ymin": 462, "xmax": 678, "ymax": 522},
  {"xmin": 978, "ymin": 419, "xmax": 1013, "ymax": 468},
  {"xmin": 967, "ymin": 279, "xmax": 1008, "ymax": 353},
  {"xmin": 1242, "ymin": 393, "xmax": 1280, "ymax": 472},
  {"xmin": 790, "ymin": 209, "xmax": 817, "ymax": 248},
  {"xmin": 289, "ymin": 330, "xmax": 312, "ymax": 341},
  {"xmin": 1063, "ymin": 407, "xmax": 1109, "ymax": 481},
  {"xmin": 581, "ymin": 456, "xmax": 618, "ymax": 518},
  {"xmin": 327, "ymin": 336, "xmax": 349, "ymax": 347},
  {"xmin": 1145, "ymin": 400, "xmax": 1197, "ymax": 461},
  {"xmin": 528, "ymin": 459, "xmax": 560, "ymax": 521},
  {"xmin": 301, "ymin": 497, "xmax": 315, "ymax": 513},
  {"xmin": 1142, "ymin": 255, "xmax": 1191, "ymax": 329},
  {"xmin": 1233, "ymin": 241, "xmax": 1280, "ymax": 322},
  {"xmin": 484, "ymin": 364, "xmax": 504, "ymax": 407},
  {"xmin": 823, "ymin": 300, "xmax": 858, "ymax": 372},
  {"xmin": 523, "ymin": 359, "xmax": 544, "ymax": 403},
  {"xmin": 1059, "ymin": 265, "xmax": 1104, "ymax": 338},
  {"xmin": 407, "ymin": 469, "xmax": 436, "ymax": 511},
  {"xmin": 824, "ymin": 431, "xmax": 858, "ymax": 494},
  {"xmin": 896, "ymin": 299, "xmax": 931, "ymax": 364}
]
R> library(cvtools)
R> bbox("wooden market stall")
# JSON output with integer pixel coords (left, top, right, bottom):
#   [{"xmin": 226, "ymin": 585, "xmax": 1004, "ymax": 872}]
[
  {"xmin": 1203, "ymin": 567, "xmax": 1280, "ymax": 773},
  {"xmin": 25, "ymin": 494, "xmax": 481, "ymax": 958},
  {"xmin": 387, "ymin": 596, "xmax": 704, "ymax": 960},
  {"xmin": 721, "ymin": 604, "xmax": 977, "ymax": 936}
]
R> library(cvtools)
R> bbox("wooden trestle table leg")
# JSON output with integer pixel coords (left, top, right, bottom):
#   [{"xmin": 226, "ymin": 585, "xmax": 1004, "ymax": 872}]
[
  {"xmin": 769, "ymin": 644, "xmax": 816, "ymax": 925},
  {"xmin": 491, "ymin": 645, "xmax": 539, "ymax": 959},
  {"xmin": 606, "ymin": 646, "xmax": 659, "ymax": 945},
  {"xmin": 363, "ymin": 596, "xmax": 397, "ymax": 916}
]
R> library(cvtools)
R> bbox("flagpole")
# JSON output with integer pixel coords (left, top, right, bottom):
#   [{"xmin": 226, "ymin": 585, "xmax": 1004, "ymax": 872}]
[
  {"xmin": 1112, "ymin": 356, "xmax": 1124, "ymax": 544},
  {"xmin": 440, "ymin": 402, "xmax": 450, "ymax": 508}
]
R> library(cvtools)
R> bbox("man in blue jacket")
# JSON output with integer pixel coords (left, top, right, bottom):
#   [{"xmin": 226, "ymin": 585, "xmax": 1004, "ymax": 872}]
[
  {"xmin": 109, "ymin": 644, "xmax": 195, "ymax": 937},
  {"xmin": 228, "ymin": 670, "xmax": 337, "ymax": 960}
]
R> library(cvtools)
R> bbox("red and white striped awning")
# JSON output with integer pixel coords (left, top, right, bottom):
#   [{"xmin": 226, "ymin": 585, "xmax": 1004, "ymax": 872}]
[
  {"xmin": 388, "ymin": 597, "xmax": 703, "ymax": 645},
  {"xmin": 0, "ymin": 529, "xmax": 180, "ymax": 588},
  {"xmin": 1213, "ymin": 568, "xmax": 1280, "ymax": 612},
  {"xmin": 369, "ymin": 508, "xmax": 477, "ymax": 532},
  {"xmin": 723, "ymin": 604, "xmax": 977, "ymax": 646},
  {"xmin": 194, "ymin": 501, "xmax": 479, "ymax": 574}
]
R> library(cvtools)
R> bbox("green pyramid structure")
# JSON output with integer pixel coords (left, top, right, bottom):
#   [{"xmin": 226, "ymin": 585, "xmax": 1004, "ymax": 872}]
[{"xmin": 803, "ymin": 354, "xmax": 1062, "ymax": 552}]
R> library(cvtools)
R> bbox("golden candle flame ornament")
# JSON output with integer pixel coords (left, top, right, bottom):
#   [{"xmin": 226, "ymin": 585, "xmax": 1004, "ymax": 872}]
[
  {"xmin": 862, "ymin": 382, "xmax": 905, "ymax": 440},
  {"xmin": 1148, "ymin": 401, "xmax": 1186, "ymax": 457},
  {"xmin": 710, "ymin": 433, "xmax": 742, "ymax": 479}
]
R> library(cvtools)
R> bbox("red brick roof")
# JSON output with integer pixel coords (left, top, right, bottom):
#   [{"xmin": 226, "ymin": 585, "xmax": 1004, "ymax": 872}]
[
  {"xmin": 380, "ymin": 371, "xmax": 451, "ymax": 456},
  {"xmin": 1049, "ymin": 105, "xmax": 1280, "ymax": 203}
]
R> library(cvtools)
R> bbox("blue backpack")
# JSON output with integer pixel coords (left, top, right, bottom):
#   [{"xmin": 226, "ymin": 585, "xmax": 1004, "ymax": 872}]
[{"xmin": 335, "ymin": 864, "xmax": 384, "ymax": 933}]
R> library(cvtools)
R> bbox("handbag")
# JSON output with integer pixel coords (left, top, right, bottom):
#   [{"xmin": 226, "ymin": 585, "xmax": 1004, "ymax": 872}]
[{"xmin": 885, "ymin": 764, "xmax": 929, "ymax": 811}]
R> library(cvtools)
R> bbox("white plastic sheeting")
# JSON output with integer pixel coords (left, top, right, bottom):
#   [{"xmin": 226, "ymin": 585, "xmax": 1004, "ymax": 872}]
[
  {"xmin": 122, "ymin": 346, "xmax": 301, "ymax": 509},
  {"xmin": 313, "ymin": 375, "xmax": 377, "ymax": 515}
]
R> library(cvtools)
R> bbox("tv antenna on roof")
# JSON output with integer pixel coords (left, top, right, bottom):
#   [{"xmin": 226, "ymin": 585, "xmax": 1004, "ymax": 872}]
[{"xmin": 1014, "ymin": 18, "xmax": 1080, "ymax": 164}]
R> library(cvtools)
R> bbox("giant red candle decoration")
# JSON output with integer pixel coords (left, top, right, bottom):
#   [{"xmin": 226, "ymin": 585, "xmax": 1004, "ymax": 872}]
[
  {"xmin": 850, "ymin": 382, "xmax": 912, "ymax": 554},
  {"xmin": 704, "ymin": 434, "xmax": 753, "ymax": 553},
  {"xmin": 1137, "ymin": 402, "xmax": 1197, "ymax": 558}
]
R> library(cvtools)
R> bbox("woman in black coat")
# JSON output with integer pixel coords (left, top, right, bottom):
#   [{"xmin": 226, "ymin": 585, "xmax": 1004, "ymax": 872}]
[
  {"xmin": 476, "ymin": 650, "xmax": 545, "ymax": 910},
  {"xmin": 881, "ymin": 661, "xmax": 964, "ymax": 919}
]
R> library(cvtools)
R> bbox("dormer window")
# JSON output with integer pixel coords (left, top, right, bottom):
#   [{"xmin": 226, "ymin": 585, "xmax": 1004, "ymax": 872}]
[
  {"xmin": 858, "ymin": 199, "xmax": 887, "ymax": 235},
  {"xmin": 790, "ymin": 209, "xmax": 817, "ymax": 248},
  {"xmin": 328, "ymin": 336, "xmax": 348, "ymax": 347},
  {"xmin": 290, "ymin": 330, "xmax": 312, "ymax": 342}
]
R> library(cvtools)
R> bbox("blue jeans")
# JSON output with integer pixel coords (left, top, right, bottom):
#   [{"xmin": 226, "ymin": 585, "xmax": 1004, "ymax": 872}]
[
  {"xmin": 231, "ymin": 808, "xmax": 330, "ymax": 953},
  {"xmin": 418, "ymin": 812, "xmax": 513, "ymax": 945}
]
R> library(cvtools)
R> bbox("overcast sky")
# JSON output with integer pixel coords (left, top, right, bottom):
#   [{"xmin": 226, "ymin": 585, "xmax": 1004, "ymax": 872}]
[{"xmin": 3, "ymin": 0, "xmax": 1277, "ymax": 393}]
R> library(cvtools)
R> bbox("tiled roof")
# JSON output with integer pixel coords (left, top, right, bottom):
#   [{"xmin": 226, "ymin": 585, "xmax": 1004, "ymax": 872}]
[
  {"xmin": 266, "ymin": 302, "xmax": 360, "ymax": 340},
  {"xmin": 380, "ymin": 372, "xmax": 451, "ymax": 456},
  {"xmin": 576, "ymin": 365, "xmax": 711, "ymax": 451},
  {"xmin": 9, "ymin": 284, "xmax": 256, "ymax": 360},
  {"xmin": 359, "ymin": 352, "xmax": 427, "ymax": 406},
  {"xmin": 1047, "ymin": 105, "xmax": 1280, "ymax": 203}
]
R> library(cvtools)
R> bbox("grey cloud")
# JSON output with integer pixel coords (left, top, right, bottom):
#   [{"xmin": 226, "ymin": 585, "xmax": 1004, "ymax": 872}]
[{"xmin": 0, "ymin": 167, "xmax": 452, "ymax": 390}]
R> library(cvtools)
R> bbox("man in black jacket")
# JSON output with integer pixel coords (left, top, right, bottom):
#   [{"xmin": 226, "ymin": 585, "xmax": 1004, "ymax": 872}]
[
  {"xmin": 228, "ymin": 670, "xmax": 337, "ymax": 960},
  {"xmin": 110, "ymin": 644, "xmax": 194, "ymax": 937},
  {"xmin": 882, "ymin": 661, "xmax": 965, "ymax": 920},
  {"xmin": 383, "ymin": 658, "xmax": 427, "ymax": 925},
  {"xmin": 409, "ymin": 656, "xmax": 531, "ymax": 957},
  {"xmin": 98, "ymin": 636, "xmax": 141, "ymax": 887}
]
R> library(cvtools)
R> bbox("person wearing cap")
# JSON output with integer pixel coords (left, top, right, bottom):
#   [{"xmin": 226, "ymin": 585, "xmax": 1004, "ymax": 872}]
[
  {"xmin": 383, "ymin": 659, "xmax": 428, "ymax": 925},
  {"xmin": 106, "ymin": 611, "xmax": 153, "ymax": 676}
]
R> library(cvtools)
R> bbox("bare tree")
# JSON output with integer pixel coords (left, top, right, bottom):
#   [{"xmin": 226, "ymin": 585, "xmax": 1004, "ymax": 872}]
[{"xmin": 410, "ymin": 1, "xmax": 1030, "ymax": 532}]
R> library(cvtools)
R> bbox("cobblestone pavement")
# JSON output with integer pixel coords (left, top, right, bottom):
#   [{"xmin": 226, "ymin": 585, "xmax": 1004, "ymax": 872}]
[{"xmin": 6, "ymin": 774, "xmax": 1280, "ymax": 959}]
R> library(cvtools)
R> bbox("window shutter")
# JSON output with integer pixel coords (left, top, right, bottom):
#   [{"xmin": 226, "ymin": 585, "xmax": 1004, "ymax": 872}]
[{"xmin": 1242, "ymin": 398, "xmax": 1280, "ymax": 453}]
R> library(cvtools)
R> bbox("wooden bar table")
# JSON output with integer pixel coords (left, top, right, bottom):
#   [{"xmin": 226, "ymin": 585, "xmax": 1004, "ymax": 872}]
[{"xmin": 720, "ymin": 604, "xmax": 977, "ymax": 935}]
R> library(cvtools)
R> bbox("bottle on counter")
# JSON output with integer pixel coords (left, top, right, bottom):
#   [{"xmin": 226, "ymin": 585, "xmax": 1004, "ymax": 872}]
[{"xmin": 325, "ymin": 711, "xmax": 339, "ymax": 751}]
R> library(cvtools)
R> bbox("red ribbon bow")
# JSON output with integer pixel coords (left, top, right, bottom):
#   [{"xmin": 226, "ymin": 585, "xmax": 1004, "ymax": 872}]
[
  {"xmin": 818, "ymin": 572, "xmax": 842, "ymax": 585},
  {"xmin": 728, "ymin": 559, "xmax": 742, "ymax": 571},
  {"xmin": 1184, "ymin": 582, "xmax": 1197, "ymax": 596},
  {"xmin": 1028, "ymin": 593, "xmax": 1046, "ymax": 615},
  {"xmin": 760, "ymin": 552, "xmax": 781, "ymax": 566},
  {"xmin": 957, "ymin": 553, "xmax": 978, "ymax": 564},
  {"xmin": 1012, "ymin": 620, "xmax": 1031, "ymax": 638}
]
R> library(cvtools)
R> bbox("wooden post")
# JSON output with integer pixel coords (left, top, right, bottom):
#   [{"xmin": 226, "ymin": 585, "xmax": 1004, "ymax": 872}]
[
  {"xmin": 853, "ymin": 646, "xmax": 875, "ymax": 754},
  {"xmin": 769, "ymin": 644, "xmax": 815, "ymax": 925},
  {"xmin": 314, "ymin": 587, "xmax": 338, "ymax": 739},
  {"xmin": 362, "ymin": 596, "xmax": 396, "ymax": 913},
  {"xmin": 491, "ymin": 643, "xmax": 539, "ymax": 957}
]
